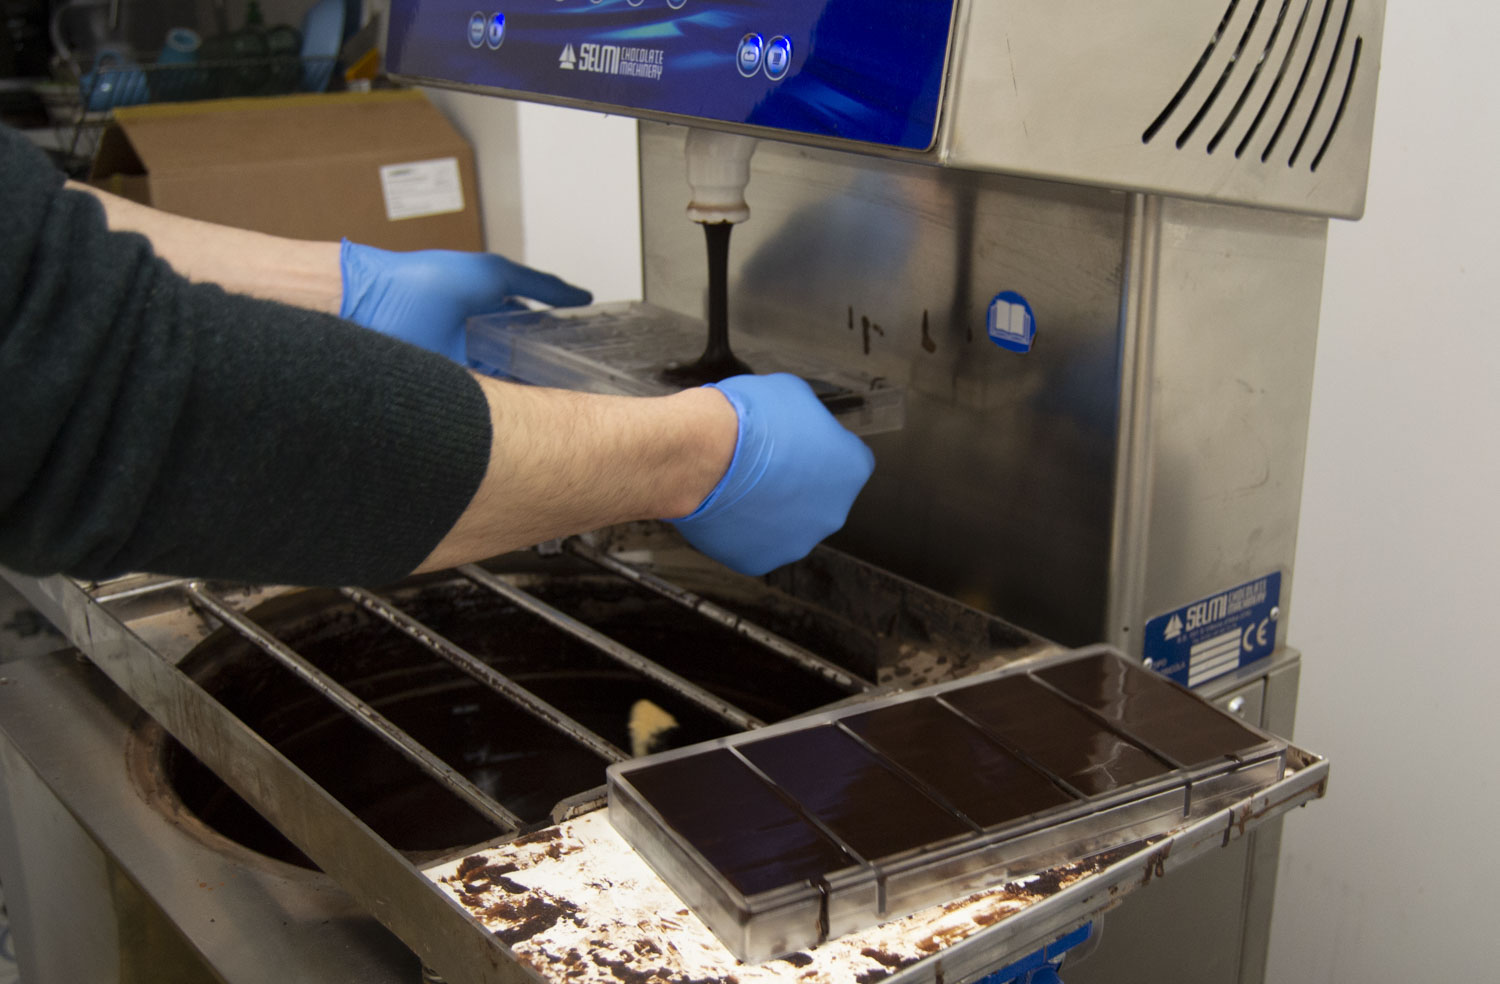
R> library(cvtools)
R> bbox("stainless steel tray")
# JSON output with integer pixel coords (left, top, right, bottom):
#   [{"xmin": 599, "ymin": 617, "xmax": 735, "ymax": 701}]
[
  {"xmin": 2, "ymin": 537, "xmax": 1324, "ymax": 984},
  {"xmin": 424, "ymin": 747, "xmax": 1325, "ymax": 984}
]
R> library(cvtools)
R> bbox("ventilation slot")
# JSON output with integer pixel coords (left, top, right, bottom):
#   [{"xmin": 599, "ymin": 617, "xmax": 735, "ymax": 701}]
[
  {"xmin": 1309, "ymin": 37, "xmax": 1362, "ymax": 171},
  {"xmin": 1207, "ymin": 0, "xmax": 1296, "ymax": 154},
  {"xmin": 1236, "ymin": 0, "xmax": 1322, "ymax": 158},
  {"xmin": 1142, "ymin": 0, "xmax": 1243, "ymax": 145},
  {"xmin": 1260, "ymin": 0, "xmax": 1340, "ymax": 160},
  {"xmin": 1175, "ymin": 0, "xmax": 1270, "ymax": 149},
  {"xmin": 1288, "ymin": 0, "xmax": 1358, "ymax": 167},
  {"xmin": 1145, "ymin": 0, "xmax": 1365, "ymax": 173}
]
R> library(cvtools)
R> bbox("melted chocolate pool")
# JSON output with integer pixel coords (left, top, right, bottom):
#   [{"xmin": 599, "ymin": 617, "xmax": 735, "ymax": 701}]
[{"xmin": 156, "ymin": 574, "xmax": 868, "ymax": 869}]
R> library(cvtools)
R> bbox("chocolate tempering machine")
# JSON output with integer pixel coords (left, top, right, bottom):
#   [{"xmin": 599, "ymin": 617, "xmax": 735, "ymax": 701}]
[{"xmin": 0, "ymin": 2, "xmax": 1385, "ymax": 983}]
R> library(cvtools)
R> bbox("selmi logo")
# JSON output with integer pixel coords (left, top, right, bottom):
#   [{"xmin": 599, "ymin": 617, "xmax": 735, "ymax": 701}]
[{"xmin": 561, "ymin": 42, "xmax": 622, "ymax": 74}]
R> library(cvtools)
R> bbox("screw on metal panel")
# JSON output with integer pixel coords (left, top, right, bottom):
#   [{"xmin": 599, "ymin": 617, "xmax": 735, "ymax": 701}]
[
  {"xmin": 1270, "ymin": 606, "xmax": 1281, "ymax": 621},
  {"xmin": 1142, "ymin": 657, "xmax": 1155, "ymax": 669},
  {"xmin": 1227, "ymin": 696, "xmax": 1248, "ymax": 717}
]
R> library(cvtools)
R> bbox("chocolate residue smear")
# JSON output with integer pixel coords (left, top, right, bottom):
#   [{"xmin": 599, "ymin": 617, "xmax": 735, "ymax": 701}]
[
  {"xmin": 427, "ymin": 814, "xmax": 1137, "ymax": 984},
  {"xmin": 517, "ymin": 828, "xmax": 565, "ymax": 847},
  {"xmin": 859, "ymin": 949, "xmax": 911, "ymax": 971},
  {"xmin": 485, "ymin": 894, "xmax": 582, "ymax": 947},
  {"xmin": 590, "ymin": 952, "xmax": 662, "ymax": 984},
  {"xmin": 457, "ymin": 854, "xmax": 490, "ymax": 879}
]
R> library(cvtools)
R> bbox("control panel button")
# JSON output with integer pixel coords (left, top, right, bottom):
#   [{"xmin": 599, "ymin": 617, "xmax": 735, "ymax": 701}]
[
  {"xmin": 467, "ymin": 11, "xmax": 486, "ymax": 48},
  {"xmin": 736, "ymin": 33, "xmax": 765, "ymax": 78},
  {"xmin": 486, "ymin": 12, "xmax": 506, "ymax": 50},
  {"xmin": 667, "ymin": 0, "xmax": 687, "ymax": 9},
  {"xmin": 764, "ymin": 35, "xmax": 792, "ymax": 80}
]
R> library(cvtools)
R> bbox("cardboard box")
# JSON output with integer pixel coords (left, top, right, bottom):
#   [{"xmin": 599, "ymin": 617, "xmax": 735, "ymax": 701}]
[{"xmin": 89, "ymin": 90, "xmax": 484, "ymax": 251}]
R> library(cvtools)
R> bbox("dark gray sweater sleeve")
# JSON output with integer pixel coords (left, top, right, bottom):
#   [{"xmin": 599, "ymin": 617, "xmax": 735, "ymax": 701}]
[{"xmin": 0, "ymin": 125, "xmax": 492, "ymax": 586}]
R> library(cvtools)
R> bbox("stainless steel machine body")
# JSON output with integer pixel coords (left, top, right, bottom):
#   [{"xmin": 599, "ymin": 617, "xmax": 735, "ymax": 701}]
[{"xmin": 0, "ymin": 2, "xmax": 1384, "ymax": 982}]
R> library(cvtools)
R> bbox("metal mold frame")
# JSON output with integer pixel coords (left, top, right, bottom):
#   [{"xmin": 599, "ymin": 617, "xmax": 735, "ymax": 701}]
[{"xmin": 606, "ymin": 647, "xmax": 1289, "ymax": 962}]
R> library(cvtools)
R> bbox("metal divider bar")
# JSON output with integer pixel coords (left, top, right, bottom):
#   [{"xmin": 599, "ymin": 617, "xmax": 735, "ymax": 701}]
[
  {"xmin": 565, "ymin": 538, "xmax": 874, "ymax": 695},
  {"xmin": 458, "ymin": 564, "xmax": 766, "ymax": 732},
  {"xmin": 340, "ymin": 585, "xmax": 629, "ymax": 764},
  {"xmin": 1023, "ymin": 673, "xmax": 1187, "ymax": 771},
  {"xmin": 91, "ymin": 574, "xmax": 192, "ymax": 604},
  {"xmin": 933, "ymin": 696, "xmax": 1090, "ymax": 802},
  {"xmin": 185, "ymin": 583, "xmax": 526, "ymax": 833},
  {"xmin": 16, "ymin": 574, "xmax": 522, "ymax": 984}
]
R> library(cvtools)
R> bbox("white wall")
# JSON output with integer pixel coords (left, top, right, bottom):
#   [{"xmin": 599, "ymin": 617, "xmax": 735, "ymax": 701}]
[
  {"xmin": 421, "ymin": 96, "xmax": 642, "ymax": 301},
  {"xmin": 514, "ymin": 103, "xmax": 643, "ymax": 303},
  {"xmin": 419, "ymin": 88, "xmax": 526, "ymax": 258},
  {"xmin": 1267, "ymin": 6, "xmax": 1500, "ymax": 981}
]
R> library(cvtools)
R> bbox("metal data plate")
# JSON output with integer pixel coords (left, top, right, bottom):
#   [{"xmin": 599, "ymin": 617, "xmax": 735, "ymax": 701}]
[
  {"xmin": 467, "ymin": 301, "xmax": 907, "ymax": 436},
  {"xmin": 606, "ymin": 648, "xmax": 1288, "ymax": 962}
]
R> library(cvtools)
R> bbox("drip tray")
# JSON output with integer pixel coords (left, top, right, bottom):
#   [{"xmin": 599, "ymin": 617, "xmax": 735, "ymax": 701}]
[
  {"xmin": 604, "ymin": 648, "xmax": 1288, "ymax": 962},
  {"xmin": 466, "ymin": 301, "xmax": 906, "ymax": 436},
  {"xmin": 424, "ymin": 742, "xmax": 1324, "ymax": 984}
]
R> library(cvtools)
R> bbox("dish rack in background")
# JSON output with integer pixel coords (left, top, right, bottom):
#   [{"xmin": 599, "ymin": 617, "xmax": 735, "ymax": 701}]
[{"xmin": 39, "ymin": 0, "xmax": 352, "ymax": 170}]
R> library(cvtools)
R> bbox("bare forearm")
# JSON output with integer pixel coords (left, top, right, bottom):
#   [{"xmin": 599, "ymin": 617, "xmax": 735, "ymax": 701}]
[
  {"xmin": 66, "ymin": 180, "xmax": 343, "ymax": 313},
  {"xmin": 413, "ymin": 377, "xmax": 738, "ymax": 573}
]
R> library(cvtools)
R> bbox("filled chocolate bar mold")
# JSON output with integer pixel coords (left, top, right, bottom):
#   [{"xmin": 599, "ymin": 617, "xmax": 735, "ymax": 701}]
[{"xmin": 607, "ymin": 647, "xmax": 1285, "ymax": 962}]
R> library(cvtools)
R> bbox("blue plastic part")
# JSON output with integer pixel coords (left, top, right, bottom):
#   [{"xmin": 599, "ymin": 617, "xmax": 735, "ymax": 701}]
[
  {"xmin": 972, "ymin": 923, "xmax": 1092, "ymax": 984},
  {"xmin": 986, "ymin": 291, "xmax": 1038, "ymax": 354}
]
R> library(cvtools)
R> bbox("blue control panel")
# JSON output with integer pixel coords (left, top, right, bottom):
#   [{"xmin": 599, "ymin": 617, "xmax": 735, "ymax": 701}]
[{"xmin": 386, "ymin": 0, "xmax": 959, "ymax": 150}]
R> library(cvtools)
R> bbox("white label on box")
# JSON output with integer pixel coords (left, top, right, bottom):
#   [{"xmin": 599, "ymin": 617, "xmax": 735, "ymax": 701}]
[{"xmin": 379, "ymin": 157, "xmax": 464, "ymax": 221}]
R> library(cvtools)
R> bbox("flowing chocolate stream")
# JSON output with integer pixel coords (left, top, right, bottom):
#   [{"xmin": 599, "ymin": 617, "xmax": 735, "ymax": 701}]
[{"xmin": 660, "ymin": 221, "xmax": 753, "ymax": 387}]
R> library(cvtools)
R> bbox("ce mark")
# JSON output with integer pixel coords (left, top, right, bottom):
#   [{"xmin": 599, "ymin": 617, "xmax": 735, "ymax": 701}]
[{"xmin": 1241, "ymin": 618, "xmax": 1272, "ymax": 653}]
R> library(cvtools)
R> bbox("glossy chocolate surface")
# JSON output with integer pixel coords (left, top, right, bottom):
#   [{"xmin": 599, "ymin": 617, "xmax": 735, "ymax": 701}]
[
  {"xmin": 1035, "ymin": 653, "xmax": 1266, "ymax": 767},
  {"xmin": 626, "ymin": 748, "xmax": 853, "ymax": 896},
  {"xmin": 841, "ymin": 699, "xmax": 1075, "ymax": 828},
  {"xmin": 738, "ymin": 726, "xmax": 973, "ymax": 862},
  {"xmin": 942, "ymin": 675, "xmax": 1172, "ymax": 795}
]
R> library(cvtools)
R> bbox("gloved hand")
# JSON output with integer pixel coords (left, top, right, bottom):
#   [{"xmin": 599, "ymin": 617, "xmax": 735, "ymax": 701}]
[
  {"xmin": 339, "ymin": 239, "xmax": 592, "ymax": 362},
  {"xmin": 670, "ymin": 374, "xmax": 875, "ymax": 576}
]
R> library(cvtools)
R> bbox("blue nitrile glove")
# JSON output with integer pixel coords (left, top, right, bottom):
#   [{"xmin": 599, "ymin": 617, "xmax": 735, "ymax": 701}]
[
  {"xmin": 339, "ymin": 239, "xmax": 592, "ymax": 362},
  {"xmin": 670, "ymin": 374, "xmax": 875, "ymax": 576}
]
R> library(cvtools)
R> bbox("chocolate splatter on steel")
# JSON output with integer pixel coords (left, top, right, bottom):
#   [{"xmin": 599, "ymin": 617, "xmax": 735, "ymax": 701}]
[
  {"xmin": 427, "ymin": 813, "xmax": 1123, "ymax": 984},
  {"xmin": 457, "ymin": 854, "xmax": 490, "ymax": 879},
  {"xmin": 485, "ymin": 893, "xmax": 583, "ymax": 947},
  {"xmin": 517, "ymin": 828, "xmax": 566, "ymax": 846},
  {"xmin": 859, "ymin": 949, "xmax": 913, "ymax": 971}
]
